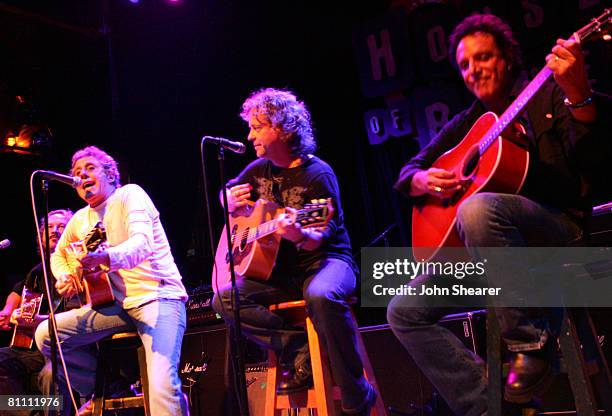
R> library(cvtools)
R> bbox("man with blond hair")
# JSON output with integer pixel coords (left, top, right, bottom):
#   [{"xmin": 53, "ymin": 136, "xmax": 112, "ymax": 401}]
[{"xmin": 35, "ymin": 146, "xmax": 189, "ymax": 415}]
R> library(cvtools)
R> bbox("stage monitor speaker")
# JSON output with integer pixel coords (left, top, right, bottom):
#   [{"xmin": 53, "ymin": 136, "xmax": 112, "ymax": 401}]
[
  {"xmin": 359, "ymin": 324, "xmax": 436, "ymax": 415},
  {"xmin": 359, "ymin": 311, "xmax": 486, "ymax": 415}
]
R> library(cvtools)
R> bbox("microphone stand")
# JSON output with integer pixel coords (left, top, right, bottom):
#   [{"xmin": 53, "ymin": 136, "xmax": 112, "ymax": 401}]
[
  {"xmin": 40, "ymin": 179, "xmax": 59, "ymax": 414},
  {"xmin": 200, "ymin": 140, "xmax": 250, "ymax": 416},
  {"xmin": 366, "ymin": 223, "xmax": 396, "ymax": 247}
]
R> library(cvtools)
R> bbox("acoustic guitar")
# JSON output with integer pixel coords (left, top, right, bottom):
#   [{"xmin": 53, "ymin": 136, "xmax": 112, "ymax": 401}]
[
  {"xmin": 10, "ymin": 286, "xmax": 44, "ymax": 349},
  {"xmin": 412, "ymin": 9, "xmax": 611, "ymax": 261},
  {"xmin": 212, "ymin": 198, "xmax": 333, "ymax": 292},
  {"xmin": 68, "ymin": 222, "xmax": 115, "ymax": 307}
]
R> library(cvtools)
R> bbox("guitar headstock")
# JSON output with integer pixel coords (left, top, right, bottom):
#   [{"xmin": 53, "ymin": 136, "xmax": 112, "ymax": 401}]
[
  {"xmin": 297, "ymin": 198, "xmax": 334, "ymax": 229},
  {"xmin": 84, "ymin": 222, "xmax": 107, "ymax": 253},
  {"xmin": 575, "ymin": 8, "xmax": 611, "ymax": 43}
]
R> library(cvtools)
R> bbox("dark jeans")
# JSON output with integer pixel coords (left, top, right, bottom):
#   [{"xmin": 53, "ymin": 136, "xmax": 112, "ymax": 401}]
[
  {"xmin": 387, "ymin": 193, "xmax": 582, "ymax": 415},
  {"xmin": 213, "ymin": 257, "xmax": 371, "ymax": 412},
  {"xmin": 0, "ymin": 346, "xmax": 45, "ymax": 416}
]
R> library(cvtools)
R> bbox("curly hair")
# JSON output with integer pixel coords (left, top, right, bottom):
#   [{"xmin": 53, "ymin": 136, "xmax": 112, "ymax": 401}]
[
  {"xmin": 240, "ymin": 88, "xmax": 316, "ymax": 158},
  {"xmin": 70, "ymin": 145, "xmax": 121, "ymax": 187},
  {"xmin": 448, "ymin": 14, "xmax": 523, "ymax": 77}
]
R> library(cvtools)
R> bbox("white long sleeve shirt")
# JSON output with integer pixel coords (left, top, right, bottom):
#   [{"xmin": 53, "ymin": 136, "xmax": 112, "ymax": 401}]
[{"xmin": 51, "ymin": 184, "xmax": 188, "ymax": 309}]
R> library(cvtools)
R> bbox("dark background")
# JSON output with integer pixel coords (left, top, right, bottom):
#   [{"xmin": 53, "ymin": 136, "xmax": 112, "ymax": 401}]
[{"xmin": 0, "ymin": 0, "xmax": 610, "ymax": 329}]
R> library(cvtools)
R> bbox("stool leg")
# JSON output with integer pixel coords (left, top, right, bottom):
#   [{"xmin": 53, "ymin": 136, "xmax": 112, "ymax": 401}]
[
  {"xmin": 559, "ymin": 309, "xmax": 598, "ymax": 416},
  {"xmin": 91, "ymin": 344, "xmax": 107, "ymax": 416},
  {"xmin": 487, "ymin": 308, "xmax": 502, "ymax": 416},
  {"xmin": 264, "ymin": 348, "xmax": 282, "ymax": 416},
  {"xmin": 306, "ymin": 317, "xmax": 337, "ymax": 416},
  {"xmin": 137, "ymin": 344, "xmax": 152, "ymax": 416}
]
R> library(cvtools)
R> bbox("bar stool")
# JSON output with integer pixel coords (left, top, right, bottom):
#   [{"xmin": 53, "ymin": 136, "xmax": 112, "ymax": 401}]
[
  {"xmin": 263, "ymin": 299, "xmax": 386, "ymax": 416},
  {"xmin": 92, "ymin": 331, "xmax": 150, "ymax": 416}
]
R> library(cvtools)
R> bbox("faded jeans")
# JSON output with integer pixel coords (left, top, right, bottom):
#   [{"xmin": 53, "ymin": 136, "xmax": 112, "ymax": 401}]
[
  {"xmin": 387, "ymin": 193, "xmax": 582, "ymax": 415},
  {"xmin": 35, "ymin": 299, "xmax": 188, "ymax": 416}
]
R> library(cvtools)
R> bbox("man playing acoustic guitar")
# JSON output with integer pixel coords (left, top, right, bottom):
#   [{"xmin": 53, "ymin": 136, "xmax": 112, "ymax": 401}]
[
  {"xmin": 34, "ymin": 146, "xmax": 189, "ymax": 416},
  {"xmin": 388, "ymin": 13, "xmax": 606, "ymax": 415},
  {"xmin": 0, "ymin": 209, "xmax": 74, "ymax": 414},
  {"xmin": 212, "ymin": 88, "xmax": 377, "ymax": 415}
]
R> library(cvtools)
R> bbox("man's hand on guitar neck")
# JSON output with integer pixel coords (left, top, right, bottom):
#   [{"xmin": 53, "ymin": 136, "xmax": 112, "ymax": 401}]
[
  {"xmin": 411, "ymin": 168, "xmax": 462, "ymax": 199},
  {"xmin": 546, "ymin": 37, "xmax": 596, "ymax": 123},
  {"xmin": 277, "ymin": 207, "xmax": 323, "ymax": 251}
]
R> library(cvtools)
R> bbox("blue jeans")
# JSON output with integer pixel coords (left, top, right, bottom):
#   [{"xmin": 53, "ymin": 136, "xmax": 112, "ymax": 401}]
[
  {"xmin": 35, "ymin": 299, "xmax": 188, "ymax": 416},
  {"xmin": 387, "ymin": 193, "xmax": 582, "ymax": 415},
  {"xmin": 213, "ymin": 257, "xmax": 372, "ymax": 413}
]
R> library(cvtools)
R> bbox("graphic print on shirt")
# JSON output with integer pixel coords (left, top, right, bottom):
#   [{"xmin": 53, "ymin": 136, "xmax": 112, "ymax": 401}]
[{"xmin": 254, "ymin": 176, "xmax": 307, "ymax": 208}]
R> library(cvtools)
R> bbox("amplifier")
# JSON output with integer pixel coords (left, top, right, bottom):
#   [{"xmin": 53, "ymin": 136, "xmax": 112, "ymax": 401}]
[
  {"xmin": 186, "ymin": 286, "xmax": 222, "ymax": 328},
  {"xmin": 359, "ymin": 309, "xmax": 487, "ymax": 416},
  {"xmin": 439, "ymin": 309, "xmax": 487, "ymax": 357}
]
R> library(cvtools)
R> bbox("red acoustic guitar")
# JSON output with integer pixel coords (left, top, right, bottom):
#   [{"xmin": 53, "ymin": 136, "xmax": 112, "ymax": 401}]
[
  {"xmin": 10, "ymin": 287, "xmax": 44, "ymax": 349},
  {"xmin": 69, "ymin": 222, "xmax": 115, "ymax": 307},
  {"xmin": 412, "ymin": 9, "xmax": 611, "ymax": 261},
  {"xmin": 212, "ymin": 198, "xmax": 333, "ymax": 292}
]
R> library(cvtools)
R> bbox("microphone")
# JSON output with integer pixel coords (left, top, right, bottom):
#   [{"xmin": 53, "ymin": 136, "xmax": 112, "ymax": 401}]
[
  {"xmin": 35, "ymin": 170, "xmax": 82, "ymax": 188},
  {"xmin": 0, "ymin": 239, "xmax": 10, "ymax": 250},
  {"xmin": 203, "ymin": 136, "xmax": 246, "ymax": 154}
]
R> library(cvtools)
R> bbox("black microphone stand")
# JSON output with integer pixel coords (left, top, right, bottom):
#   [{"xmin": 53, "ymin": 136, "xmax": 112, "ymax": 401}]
[
  {"xmin": 200, "ymin": 140, "xmax": 250, "ymax": 416},
  {"xmin": 40, "ymin": 179, "xmax": 59, "ymax": 414}
]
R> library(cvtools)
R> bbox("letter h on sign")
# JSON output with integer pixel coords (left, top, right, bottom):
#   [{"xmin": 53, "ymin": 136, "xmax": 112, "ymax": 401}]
[{"xmin": 353, "ymin": 7, "xmax": 415, "ymax": 98}]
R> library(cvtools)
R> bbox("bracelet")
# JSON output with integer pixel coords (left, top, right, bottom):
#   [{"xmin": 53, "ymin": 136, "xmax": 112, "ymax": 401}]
[
  {"xmin": 295, "ymin": 230, "xmax": 309, "ymax": 249},
  {"xmin": 563, "ymin": 95, "xmax": 593, "ymax": 108}
]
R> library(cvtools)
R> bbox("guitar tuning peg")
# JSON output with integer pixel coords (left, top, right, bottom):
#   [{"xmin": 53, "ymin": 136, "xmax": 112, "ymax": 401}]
[
  {"xmin": 310, "ymin": 199, "xmax": 317, "ymax": 204},
  {"xmin": 318, "ymin": 198, "xmax": 325, "ymax": 204}
]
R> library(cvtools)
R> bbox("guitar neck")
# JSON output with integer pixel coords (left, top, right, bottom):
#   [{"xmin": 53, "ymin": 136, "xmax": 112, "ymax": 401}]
[
  {"xmin": 479, "ymin": 66, "xmax": 553, "ymax": 154},
  {"xmin": 232, "ymin": 209, "xmax": 307, "ymax": 247},
  {"xmin": 249, "ymin": 218, "xmax": 281, "ymax": 243}
]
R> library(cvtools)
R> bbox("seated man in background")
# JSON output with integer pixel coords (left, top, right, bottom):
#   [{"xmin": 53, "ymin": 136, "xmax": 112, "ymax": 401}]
[{"xmin": 0, "ymin": 209, "xmax": 74, "ymax": 415}]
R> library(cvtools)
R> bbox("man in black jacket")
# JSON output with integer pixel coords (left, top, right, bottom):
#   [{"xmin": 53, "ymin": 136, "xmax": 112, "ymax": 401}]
[{"xmin": 387, "ymin": 13, "xmax": 603, "ymax": 415}]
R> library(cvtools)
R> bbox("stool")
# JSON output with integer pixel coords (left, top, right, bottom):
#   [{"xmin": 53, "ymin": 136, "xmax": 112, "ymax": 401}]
[
  {"xmin": 264, "ymin": 300, "xmax": 386, "ymax": 416},
  {"xmin": 92, "ymin": 331, "xmax": 150, "ymax": 416},
  {"xmin": 487, "ymin": 306, "xmax": 612, "ymax": 415},
  {"xmin": 558, "ymin": 307, "xmax": 612, "ymax": 415}
]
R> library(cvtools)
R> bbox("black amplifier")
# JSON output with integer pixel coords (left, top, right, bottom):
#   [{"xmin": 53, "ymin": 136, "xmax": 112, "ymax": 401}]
[{"xmin": 186, "ymin": 285, "xmax": 222, "ymax": 328}]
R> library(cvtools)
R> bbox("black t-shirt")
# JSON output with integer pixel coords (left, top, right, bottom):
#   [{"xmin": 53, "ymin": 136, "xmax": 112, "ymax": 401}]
[
  {"xmin": 12, "ymin": 264, "xmax": 79, "ymax": 315},
  {"xmin": 228, "ymin": 156, "xmax": 356, "ymax": 280}
]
